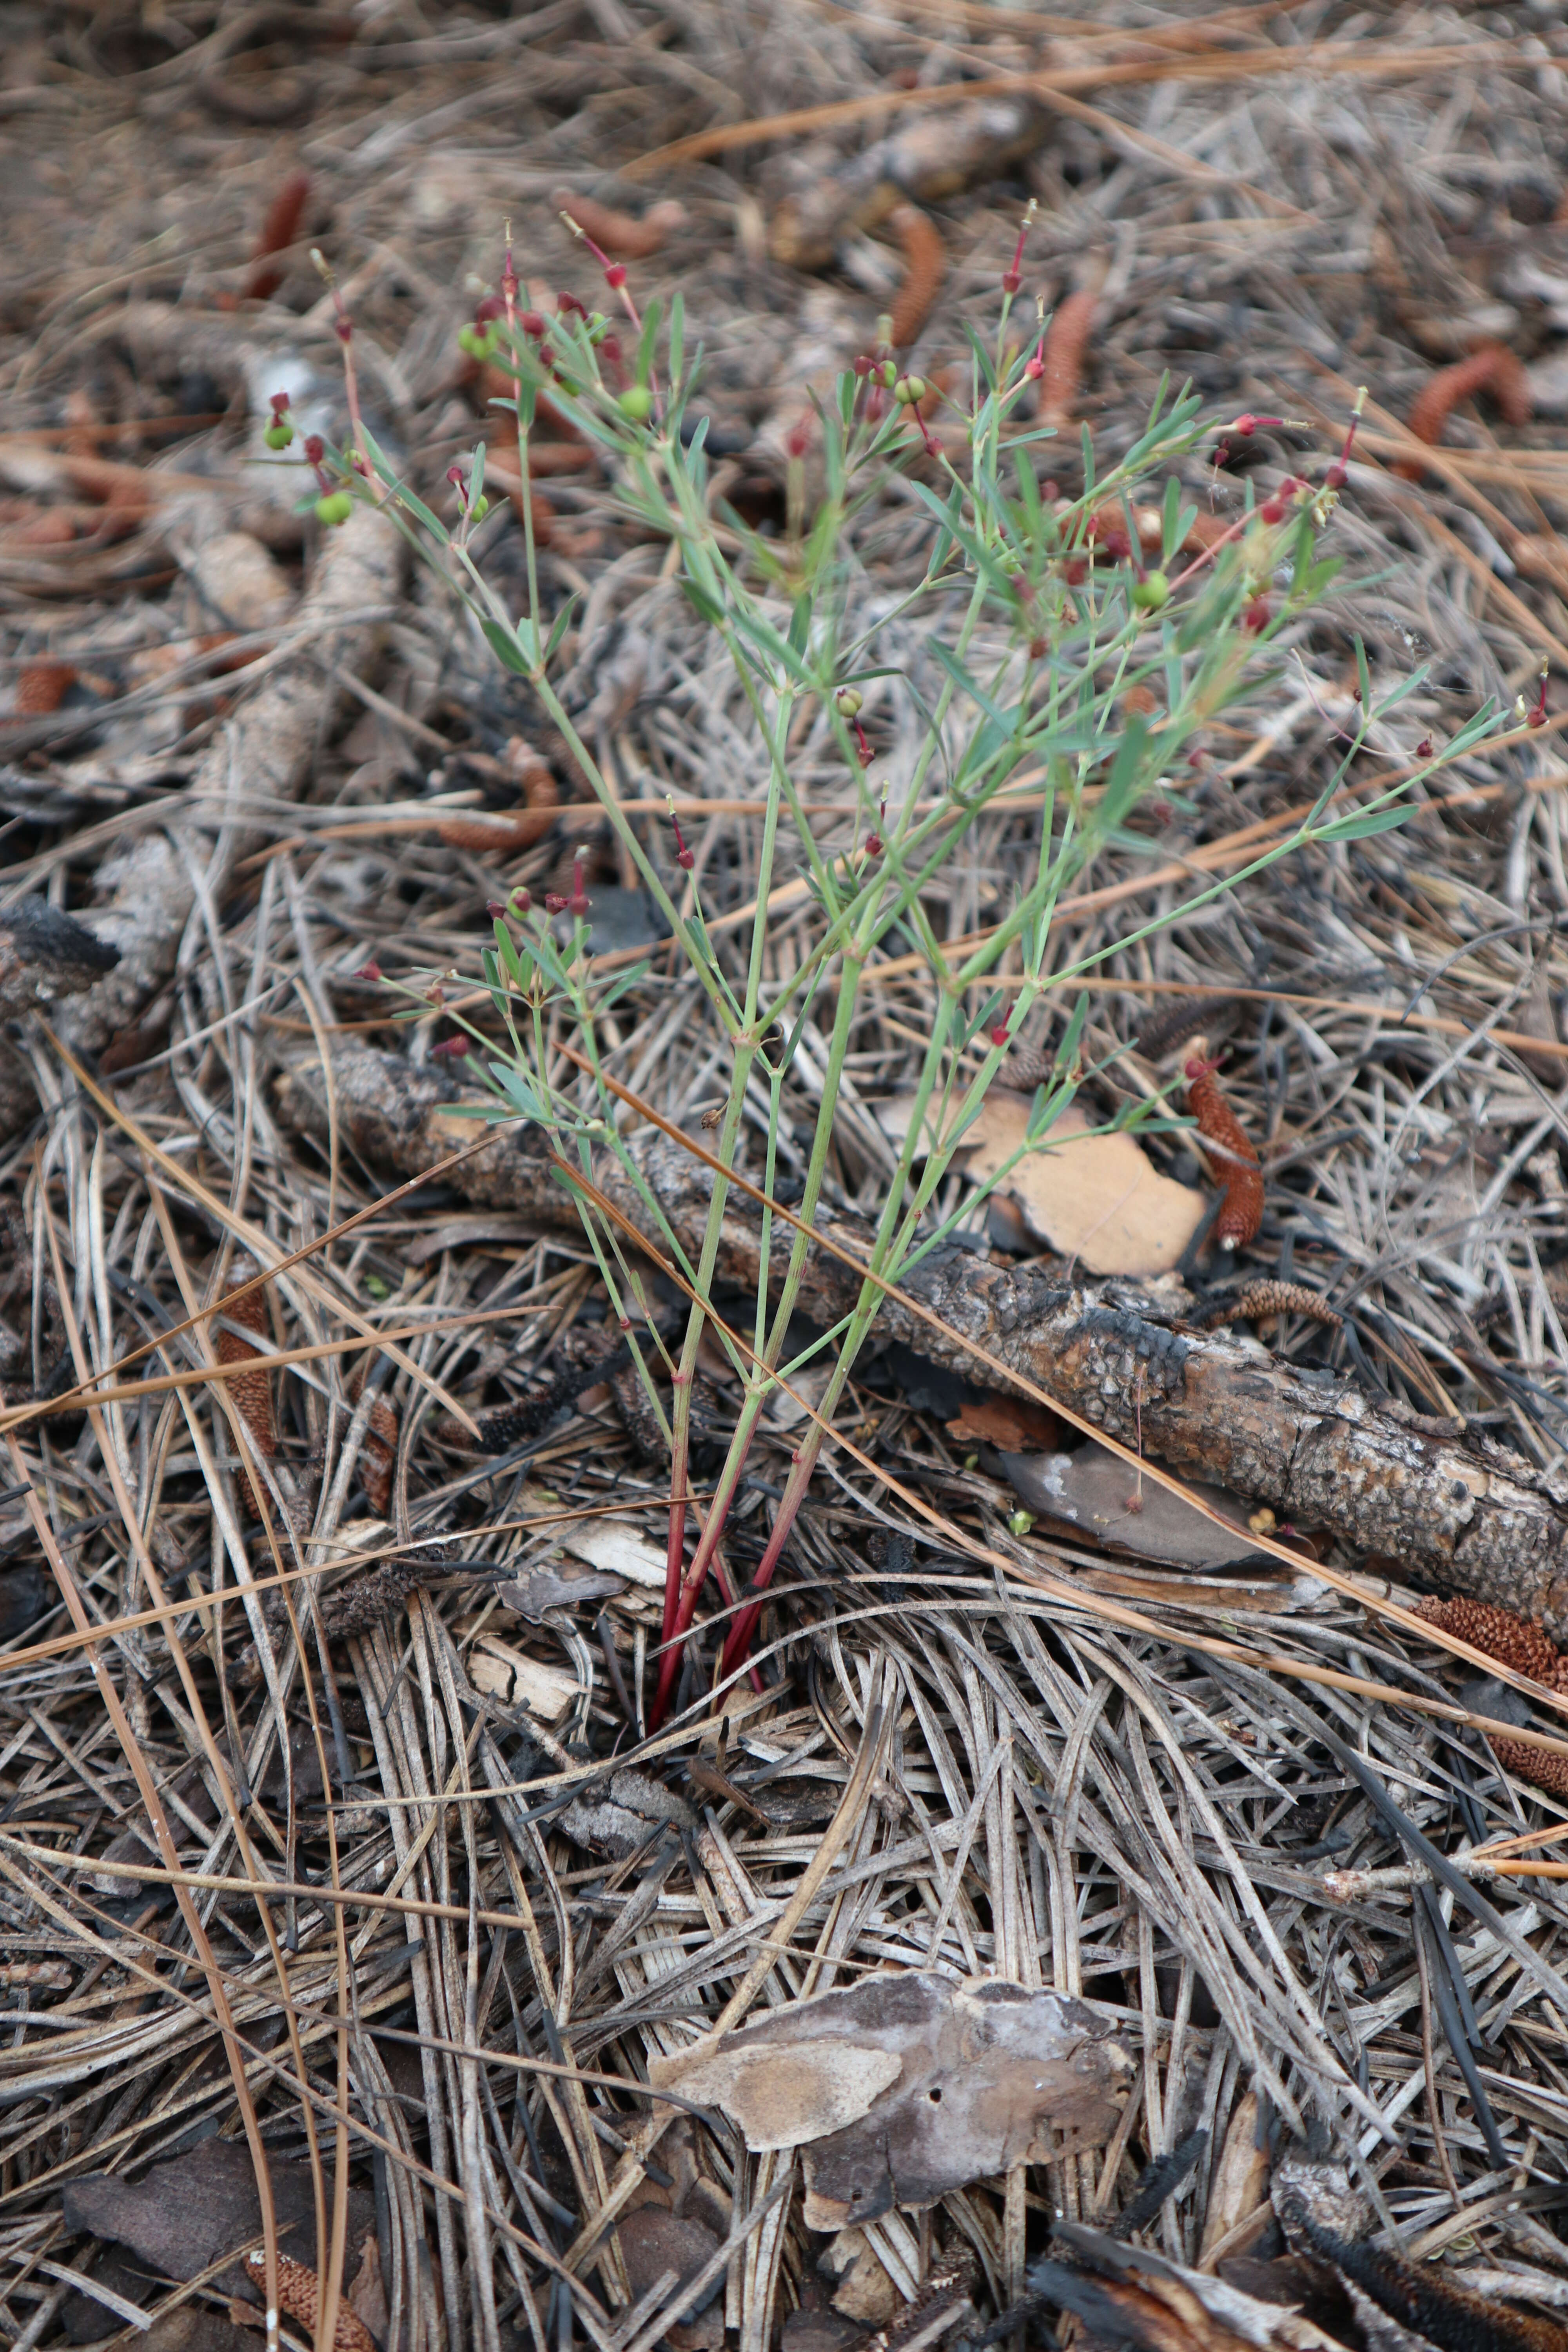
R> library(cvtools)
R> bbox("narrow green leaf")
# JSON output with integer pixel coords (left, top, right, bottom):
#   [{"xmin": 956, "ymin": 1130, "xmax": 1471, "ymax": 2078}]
[{"xmin": 481, "ymin": 618, "xmax": 533, "ymax": 676}]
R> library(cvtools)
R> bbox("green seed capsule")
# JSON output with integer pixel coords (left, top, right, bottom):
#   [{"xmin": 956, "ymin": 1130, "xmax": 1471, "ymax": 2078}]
[
  {"xmin": 1132, "ymin": 570, "xmax": 1171, "ymax": 609},
  {"xmin": 314, "ymin": 490, "xmax": 354, "ymax": 527},
  {"xmin": 618, "ymin": 385, "xmax": 653, "ymax": 422},
  {"xmin": 468, "ymin": 494, "xmax": 490, "ymax": 522},
  {"xmin": 835, "ymin": 687, "xmax": 864, "ymax": 718},
  {"xmin": 880, "ymin": 359, "xmax": 898, "ymax": 388},
  {"xmin": 263, "ymin": 421, "xmax": 294, "ymax": 450},
  {"xmin": 894, "ymin": 376, "xmax": 927, "ymax": 405}
]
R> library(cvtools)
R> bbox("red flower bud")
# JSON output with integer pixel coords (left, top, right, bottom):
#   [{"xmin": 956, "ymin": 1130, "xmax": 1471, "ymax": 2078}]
[
  {"xmin": 486, "ymin": 901, "xmax": 508, "ymax": 917},
  {"xmin": 604, "ymin": 261, "xmax": 628, "ymax": 290},
  {"xmin": 864, "ymin": 832, "xmax": 883, "ymax": 857},
  {"xmin": 510, "ymin": 886, "xmax": 532, "ymax": 911},
  {"xmin": 475, "ymin": 295, "xmax": 505, "ymax": 323},
  {"xmin": 1324, "ymin": 461, "xmax": 1348, "ymax": 490},
  {"xmin": 303, "ymin": 435, "xmax": 325, "ymax": 466},
  {"xmin": 269, "ymin": 391, "xmax": 289, "ymax": 417},
  {"xmin": 1063, "ymin": 558, "xmax": 1088, "ymax": 586},
  {"xmin": 557, "ymin": 291, "xmax": 588, "ymax": 319},
  {"xmin": 519, "ymin": 311, "xmax": 546, "ymax": 337},
  {"xmin": 785, "ymin": 419, "xmax": 812, "ymax": 459},
  {"xmin": 990, "ymin": 1023, "xmax": 1010, "ymax": 1049},
  {"xmin": 353, "ymin": 960, "xmax": 381, "ymax": 983},
  {"xmin": 544, "ymin": 892, "xmax": 569, "ymax": 914},
  {"xmin": 1243, "ymin": 596, "xmax": 1272, "ymax": 633},
  {"xmin": 431, "ymin": 1035, "xmax": 471, "ymax": 1058},
  {"xmin": 567, "ymin": 853, "xmax": 591, "ymax": 916}
]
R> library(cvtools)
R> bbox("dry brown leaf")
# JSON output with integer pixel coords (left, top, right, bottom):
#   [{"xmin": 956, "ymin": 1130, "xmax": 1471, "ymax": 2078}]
[
  {"xmin": 648, "ymin": 1974, "xmax": 1132, "ymax": 2230},
  {"xmin": 964, "ymin": 1094, "xmax": 1205, "ymax": 1275},
  {"xmin": 945, "ymin": 1395, "xmax": 1060, "ymax": 1452},
  {"xmin": 1003, "ymin": 1440, "xmax": 1268, "ymax": 1571}
]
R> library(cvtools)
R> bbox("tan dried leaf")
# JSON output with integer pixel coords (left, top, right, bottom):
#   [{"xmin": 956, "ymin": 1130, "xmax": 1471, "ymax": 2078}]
[{"xmin": 964, "ymin": 1094, "xmax": 1205, "ymax": 1275}]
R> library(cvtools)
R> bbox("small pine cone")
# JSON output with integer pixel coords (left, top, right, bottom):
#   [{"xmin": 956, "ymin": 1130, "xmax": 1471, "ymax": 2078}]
[
  {"xmin": 1416, "ymin": 1595, "xmax": 1568, "ymax": 1799},
  {"xmin": 1135, "ymin": 993, "xmax": 1242, "ymax": 1063},
  {"xmin": 242, "ymin": 2249, "xmax": 377, "ymax": 2352},
  {"xmin": 1203, "ymin": 1282, "xmax": 1341, "ymax": 1330},
  {"xmin": 1414, "ymin": 1594, "xmax": 1563, "ymax": 1689},
  {"xmin": 215, "ymin": 1254, "xmax": 275, "ymax": 1518},
  {"xmin": 1185, "ymin": 1060, "xmax": 1263, "ymax": 1249}
]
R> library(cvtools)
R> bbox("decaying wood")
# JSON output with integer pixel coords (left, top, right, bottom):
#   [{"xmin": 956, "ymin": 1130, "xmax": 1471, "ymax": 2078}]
[
  {"xmin": 276, "ymin": 1042, "xmax": 1568, "ymax": 1639},
  {"xmin": 0, "ymin": 504, "xmax": 401, "ymax": 1141}
]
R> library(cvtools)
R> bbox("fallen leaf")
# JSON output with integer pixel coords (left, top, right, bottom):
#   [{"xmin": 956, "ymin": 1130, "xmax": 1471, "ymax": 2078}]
[
  {"xmin": 965, "ymin": 1095, "xmax": 1205, "ymax": 1275},
  {"xmin": 347, "ymin": 2233, "xmax": 389, "ymax": 2344},
  {"xmin": 945, "ymin": 1395, "xmax": 1059, "ymax": 1452},
  {"xmin": 653, "ymin": 2039, "xmax": 905, "ymax": 2153},
  {"xmin": 782, "ymin": 2308, "xmax": 867, "ymax": 2352},
  {"xmin": 648, "ymin": 1974, "xmax": 1133, "ymax": 2230},
  {"xmin": 1003, "ymin": 1442, "xmax": 1267, "ymax": 1570},
  {"xmin": 61, "ymin": 2140, "xmax": 374, "ymax": 2307},
  {"xmin": 499, "ymin": 1564, "xmax": 627, "ymax": 1619},
  {"xmin": 618, "ymin": 2206, "xmax": 725, "ymax": 2319}
]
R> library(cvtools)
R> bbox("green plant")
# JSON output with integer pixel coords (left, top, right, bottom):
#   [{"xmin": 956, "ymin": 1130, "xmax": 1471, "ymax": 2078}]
[{"xmin": 303, "ymin": 224, "xmax": 1503, "ymax": 1729}]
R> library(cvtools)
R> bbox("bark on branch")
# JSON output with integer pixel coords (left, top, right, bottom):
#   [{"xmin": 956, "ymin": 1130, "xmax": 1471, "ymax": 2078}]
[{"xmin": 274, "ymin": 1041, "xmax": 1568, "ymax": 1642}]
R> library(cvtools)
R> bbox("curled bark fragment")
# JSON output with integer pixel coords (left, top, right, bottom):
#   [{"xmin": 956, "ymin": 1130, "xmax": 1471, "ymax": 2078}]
[
  {"xmin": 274, "ymin": 1041, "xmax": 1568, "ymax": 1641},
  {"xmin": 434, "ymin": 734, "xmax": 560, "ymax": 854},
  {"xmin": 553, "ymin": 188, "xmax": 687, "ymax": 258},
  {"xmin": 1395, "ymin": 341, "xmax": 1532, "ymax": 480}
]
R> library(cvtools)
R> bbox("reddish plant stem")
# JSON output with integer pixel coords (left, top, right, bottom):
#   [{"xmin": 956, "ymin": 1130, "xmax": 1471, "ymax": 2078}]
[{"xmin": 719, "ymin": 1438, "xmax": 819, "ymax": 1682}]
